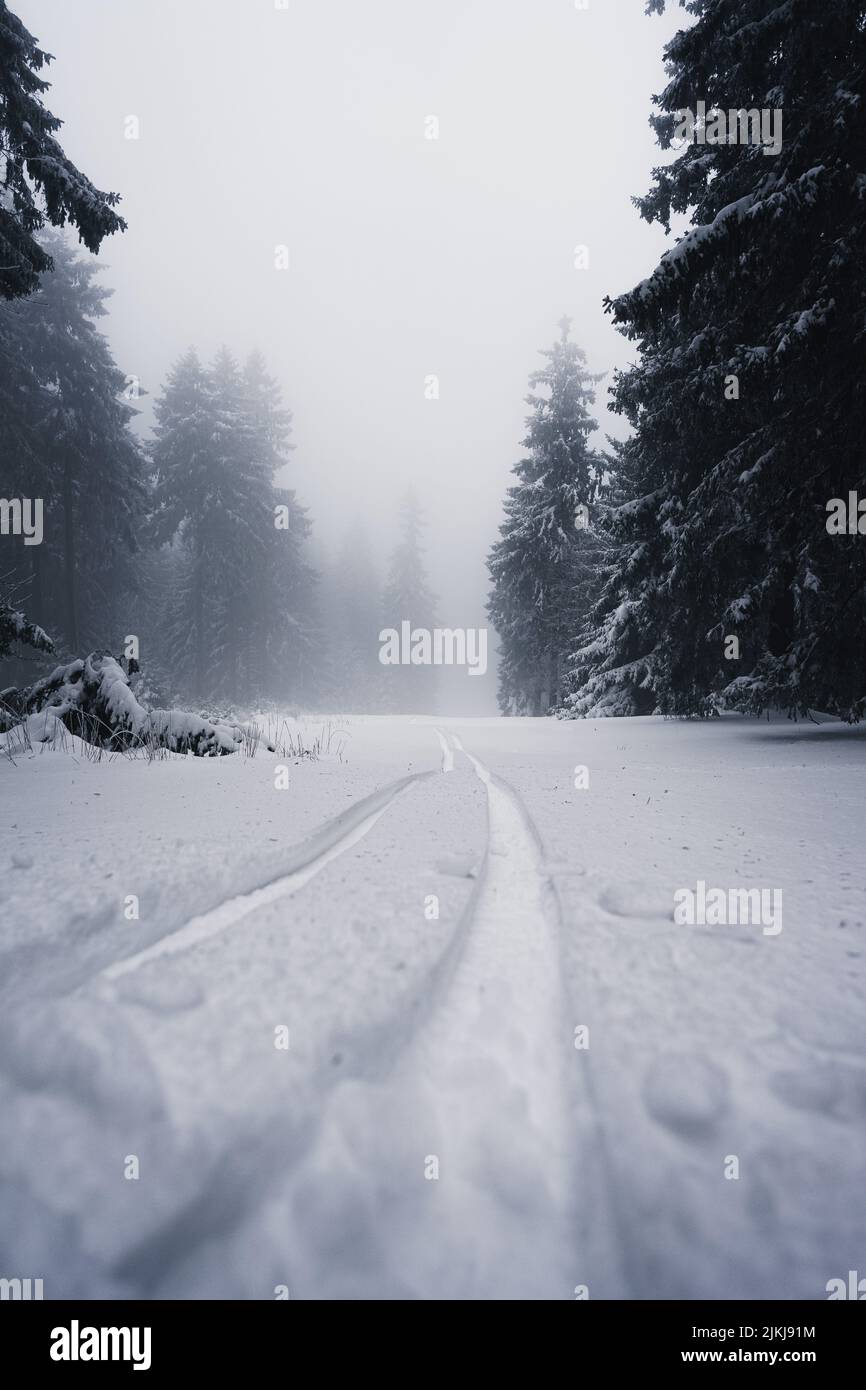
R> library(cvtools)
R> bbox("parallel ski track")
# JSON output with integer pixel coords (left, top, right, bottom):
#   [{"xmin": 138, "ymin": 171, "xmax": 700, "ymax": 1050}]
[{"xmin": 102, "ymin": 769, "xmax": 435, "ymax": 982}]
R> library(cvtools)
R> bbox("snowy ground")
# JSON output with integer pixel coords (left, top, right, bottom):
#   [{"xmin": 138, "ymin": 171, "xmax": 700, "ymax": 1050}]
[{"xmin": 1, "ymin": 712, "xmax": 864, "ymax": 1300}]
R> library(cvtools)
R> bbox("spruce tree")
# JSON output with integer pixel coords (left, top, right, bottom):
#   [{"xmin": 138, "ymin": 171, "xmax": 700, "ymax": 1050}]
[
  {"xmin": 487, "ymin": 318, "xmax": 604, "ymax": 714},
  {"xmin": 150, "ymin": 348, "xmax": 268, "ymax": 699},
  {"xmin": 0, "ymin": 233, "xmax": 144, "ymax": 655},
  {"xmin": 149, "ymin": 348, "xmax": 214, "ymax": 695},
  {"xmin": 241, "ymin": 351, "xmax": 317, "ymax": 701},
  {"xmin": 0, "ymin": 1, "xmax": 125, "ymax": 299},
  {"xmin": 0, "ymin": 283, "xmax": 50, "ymax": 639},
  {"xmin": 150, "ymin": 347, "xmax": 318, "ymax": 704},
  {"xmin": 568, "ymin": 0, "xmax": 866, "ymax": 721},
  {"xmin": 563, "ymin": 436, "xmax": 657, "ymax": 716},
  {"xmin": 206, "ymin": 347, "xmax": 272, "ymax": 698}
]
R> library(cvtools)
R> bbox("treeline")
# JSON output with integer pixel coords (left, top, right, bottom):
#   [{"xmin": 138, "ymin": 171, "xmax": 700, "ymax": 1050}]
[
  {"xmin": 0, "ymin": 235, "xmax": 440, "ymax": 712},
  {"xmin": 318, "ymin": 491, "xmax": 439, "ymax": 714},
  {"xmin": 0, "ymin": 0, "xmax": 445, "ymax": 718},
  {"xmin": 488, "ymin": 0, "xmax": 866, "ymax": 723},
  {"xmin": 0, "ymin": 234, "xmax": 317, "ymax": 708}
]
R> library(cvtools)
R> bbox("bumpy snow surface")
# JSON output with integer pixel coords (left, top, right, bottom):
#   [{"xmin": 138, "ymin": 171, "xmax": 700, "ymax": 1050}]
[{"xmin": 1, "ymin": 713, "xmax": 864, "ymax": 1299}]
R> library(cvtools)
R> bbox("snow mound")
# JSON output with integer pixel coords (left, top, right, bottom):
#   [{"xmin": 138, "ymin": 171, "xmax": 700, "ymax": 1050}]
[
  {"xmin": 643, "ymin": 1053, "xmax": 729, "ymax": 1138},
  {"xmin": 598, "ymin": 880, "xmax": 675, "ymax": 921},
  {"xmin": 0, "ymin": 999, "xmax": 164, "ymax": 1122}
]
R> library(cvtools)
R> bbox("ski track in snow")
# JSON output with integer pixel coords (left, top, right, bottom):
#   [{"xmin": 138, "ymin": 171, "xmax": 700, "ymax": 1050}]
[
  {"xmin": 415, "ymin": 735, "xmax": 578, "ymax": 1291},
  {"xmin": 433, "ymin": 727, "xmax": 454, "ymax": 773},
  {"xmin": 102, "ymin": 772, "xmax": 430, "ymax": 983},
  {"xmin": 282, "ymin": 729, "xmax": 614, "ymax": 1297}
]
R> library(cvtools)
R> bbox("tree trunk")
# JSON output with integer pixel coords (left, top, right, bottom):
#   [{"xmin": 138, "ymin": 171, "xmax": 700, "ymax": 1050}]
[
  {"xmin": 537, "ymin": 649, "xmax": 552, "ymax": 715},
  {"xmin": 551, "ymin": 650, "xmax": 562, "ymax": 709},
  {"xmin": 194, "ymin": 552, "xmax": 205, "ymax": 700},
  {"xmin": 30, "ymin": 544, "xmax": 44, "ymax": 628},
  {"xmin": 62, "ymin": 456, "xmax": 79, "ymax": 653}
]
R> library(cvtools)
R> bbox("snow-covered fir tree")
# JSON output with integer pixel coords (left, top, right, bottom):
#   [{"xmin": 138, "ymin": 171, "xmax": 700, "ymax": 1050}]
[
  {"xmin": 242, "ymin": 351, "xmax": 318, "ymax": 703},
  {"xmin": 149, "ymin": 348, "xmax": 214, "ymax": 696},
  {"xmin": 0, "ymin": 233, "xmax": 145, "ymax": 658},
  {"xmin": 149, "ymin": 346, "xmax": 317, "ymax": 704},
  {"xmin": 563, "ymin": 435, "xmax": 657, "ymax": 716},
  {"xmin": 487, "ymin": 317, "xmax": 605, "ymax": 714},
  {"xmin": 205, "ymin": 347, "xmax": 275, "ymax": 698},
  {"xmin": 0, "ymin": 1, "xmax": 125, "ymax": 299},
  {"xmin": 566, "ymin": 0, "xmax": 866, "ymax": 722}
]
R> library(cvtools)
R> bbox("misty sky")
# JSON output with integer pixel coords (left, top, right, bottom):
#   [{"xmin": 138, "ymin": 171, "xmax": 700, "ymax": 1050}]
[{"xmin": 18, "ymin": 0, "xmax": 686, "ymax": 713}]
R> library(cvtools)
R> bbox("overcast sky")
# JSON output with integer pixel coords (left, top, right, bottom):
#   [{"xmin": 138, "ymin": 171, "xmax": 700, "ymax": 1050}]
[{"xmin": 18, "ymin": 0, "xmax": 686, "ymax": 712}]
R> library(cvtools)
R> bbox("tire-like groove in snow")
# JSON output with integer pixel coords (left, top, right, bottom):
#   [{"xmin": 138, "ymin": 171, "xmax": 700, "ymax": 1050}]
[{"xmin": 102, "ymin": 771, "xmax": 433, "ymax": 982}]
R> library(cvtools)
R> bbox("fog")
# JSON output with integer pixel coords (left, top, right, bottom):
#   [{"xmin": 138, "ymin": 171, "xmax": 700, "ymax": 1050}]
[{"xmin": 17, "ymin": 0, "xmax": 683, "ymax": 713}]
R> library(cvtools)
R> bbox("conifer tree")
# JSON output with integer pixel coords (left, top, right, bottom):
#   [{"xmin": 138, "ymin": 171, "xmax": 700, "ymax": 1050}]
[
  {"xmin": 206, "ymin": 347, "xmax": 272, "ymax": 697},
  {"xmin": 487, "ymin": 318, "xmax": 604, "ymax": 714},
  {"xmin": 568, "ymin": 0, "xmax": 866, "ymax": 721},
  {"xmin": 0, "ymin": 1, "xmax": 125, "ymax": 299},
  {"xmin": 0, "ymin": 233, "xmax": 144, "ymax": 655},
  {"xmin": 241, "ymin": 351, "xmax": 317, "ymax": 700},
  {"xmin": 150, "ymin": 348, "xmax": 214, "ymax": 695},
  {"xmin": 150, "ymin": 347, "xmax": 317, "ymax": 703}
]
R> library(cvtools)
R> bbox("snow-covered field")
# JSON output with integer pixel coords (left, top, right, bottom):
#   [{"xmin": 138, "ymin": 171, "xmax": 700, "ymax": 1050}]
[{"xmin": 1, "ymin": 713, "xmax": 864, "ymax": 1299}]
